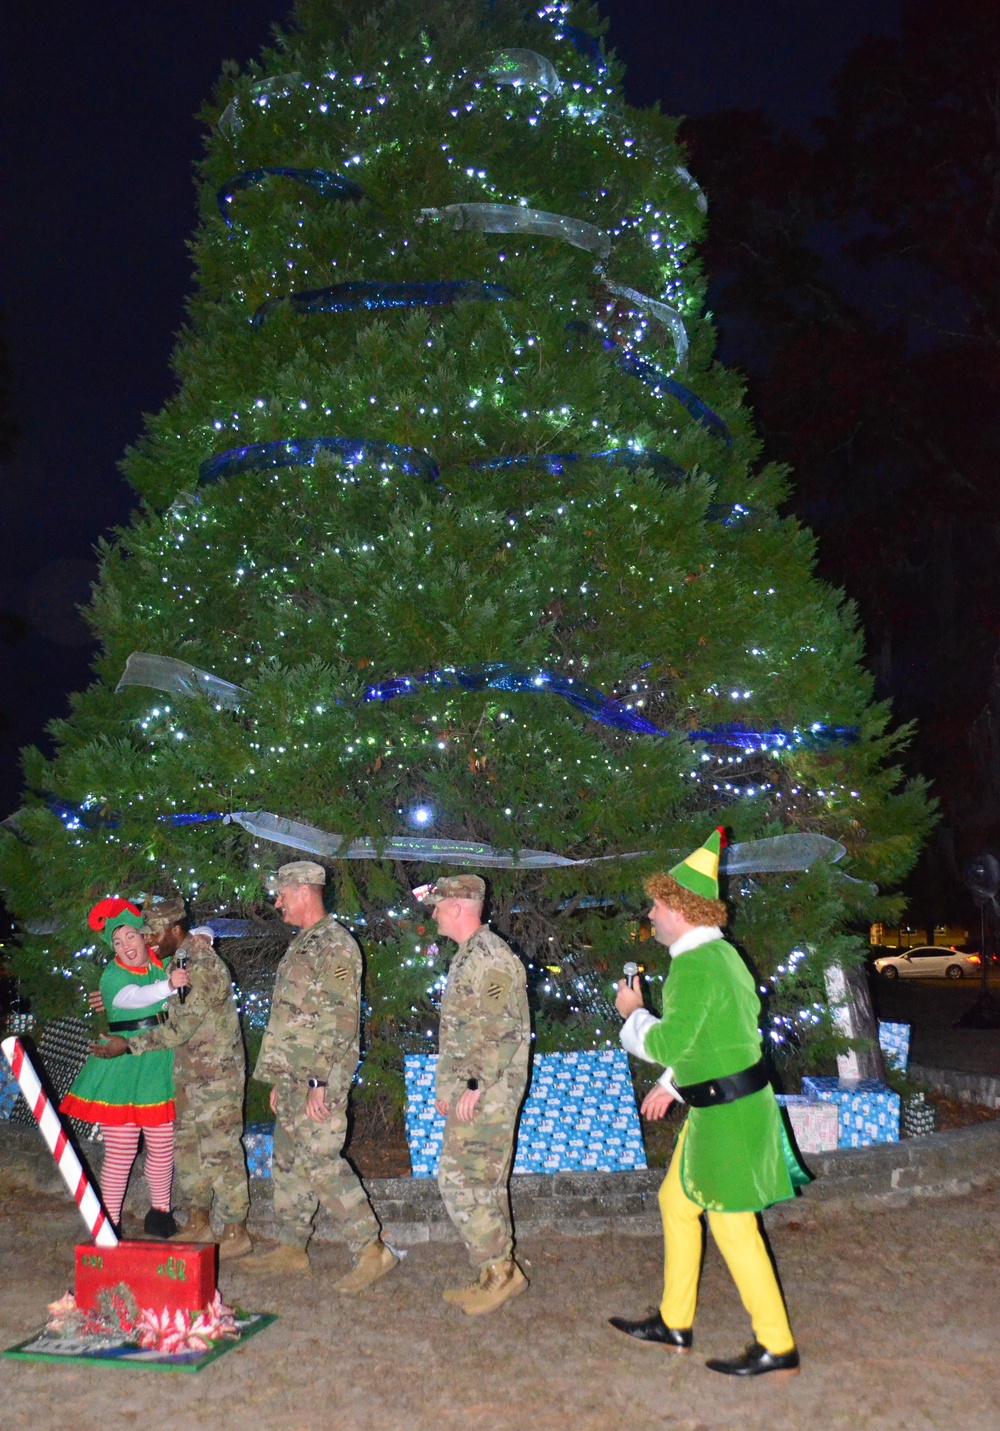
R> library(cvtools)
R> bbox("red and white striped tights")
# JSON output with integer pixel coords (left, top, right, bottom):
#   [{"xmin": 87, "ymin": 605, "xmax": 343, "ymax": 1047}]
[{"xmin": 99, "ymin": 1123, "xmax": 174, "ymax": 1225}]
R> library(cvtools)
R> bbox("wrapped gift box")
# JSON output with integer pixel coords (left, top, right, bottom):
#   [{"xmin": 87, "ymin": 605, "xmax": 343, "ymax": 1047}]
[
  {"xmin": 404, "ymin": 1049, "xmax": 646, "ymax": 1177},
  {"xmin": 801, "ymin": 1075, "xmax": 900, "ymax": 1147},
  {"xmin": 774, "ymin": 1094, "xmax": 840, "ymax": 1153},
  {"xmin": 243, "ymin": 1121, "xmax": 274, "ymax": 1179},
  {"xmin": 75, "ymin": 1241, "xmax": 217, "ymax": 1317},
  {"xmin": 0, "ymin": 1058, "xmax": 19, "ymax": 1119},
  {"xmin": 878, "ymin": 1020, "xmax": 911, "ymax": 1072}
]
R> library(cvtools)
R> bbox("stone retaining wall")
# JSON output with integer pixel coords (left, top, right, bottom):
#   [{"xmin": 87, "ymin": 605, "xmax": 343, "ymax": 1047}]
[
  {"xmin": 909, "ymin": 1062, "xmax": 1000, "ymax": 1109},
  {"xmin": 4, "ymin": 1100, "xmax": 999, "ymax": 1245}
]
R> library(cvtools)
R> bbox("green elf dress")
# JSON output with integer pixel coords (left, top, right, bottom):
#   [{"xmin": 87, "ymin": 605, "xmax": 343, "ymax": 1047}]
[{"xmin": 62, "ymin": 955, "xmax": 175, "ymax": 1127}]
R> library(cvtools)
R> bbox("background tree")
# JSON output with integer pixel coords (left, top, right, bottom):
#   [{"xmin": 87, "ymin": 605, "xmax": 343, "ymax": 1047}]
[
  {"xmin": 683, "ymin": 0, "xmax": 998, "ymax": 928},
  {"xmin": 0, "ymin": 0, "xmax": 931, "ymax": 1104}
]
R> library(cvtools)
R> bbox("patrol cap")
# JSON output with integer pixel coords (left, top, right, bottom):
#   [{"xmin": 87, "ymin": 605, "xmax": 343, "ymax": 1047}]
[
  {"xmin": 142, "ymin": 897, "xmax": 187, "ymax": 933},
  {"xmin": 270, "ymin": 860, "xmax": 327, "ymax": 892},
  {"xmin": 413, "ymin": 874, "xmax": 486, "ymax": 905}
]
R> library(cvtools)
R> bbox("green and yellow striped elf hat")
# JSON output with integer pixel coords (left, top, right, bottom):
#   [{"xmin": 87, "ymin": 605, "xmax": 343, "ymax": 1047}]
[{"xmin": 668, "ymin": 827, "xmax": 726, "ymax": 900}]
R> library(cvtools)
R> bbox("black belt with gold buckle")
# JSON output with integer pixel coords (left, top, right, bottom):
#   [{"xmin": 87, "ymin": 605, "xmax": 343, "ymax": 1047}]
[{"xmin": 108, "ymin": 1010, "xmax": 169, "ymax": 1033}]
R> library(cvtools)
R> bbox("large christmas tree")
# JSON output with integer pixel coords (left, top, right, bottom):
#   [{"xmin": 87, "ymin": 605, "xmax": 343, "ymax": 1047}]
[{"xmin": 2, "ymin": 0, "xmax": 931, "ymax": 1100}]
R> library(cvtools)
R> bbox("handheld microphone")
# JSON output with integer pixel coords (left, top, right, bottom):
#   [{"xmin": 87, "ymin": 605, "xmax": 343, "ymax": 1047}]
[
  {"xmin": 175, "ymin": 948, "xmax": 188, "ymax": 1005},
  {"xmin": 623, "ymin": 960, "xmax": 639, "ymax": 989}
]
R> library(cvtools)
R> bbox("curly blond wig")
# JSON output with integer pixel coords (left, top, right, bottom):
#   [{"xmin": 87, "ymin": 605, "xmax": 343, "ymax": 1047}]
[{"xmin": 644, "ymin": 872, "xmax": 728, "ymax": 928}]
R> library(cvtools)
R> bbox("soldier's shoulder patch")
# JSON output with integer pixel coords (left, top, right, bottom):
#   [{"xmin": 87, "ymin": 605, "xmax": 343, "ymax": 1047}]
[
  {"xmin": 331, "ymin": 960, "xmax": 352, "ymax": 982},
  {"xmin": 480, "ymin": 967, "xmax": 513, "ymax": 1012}
]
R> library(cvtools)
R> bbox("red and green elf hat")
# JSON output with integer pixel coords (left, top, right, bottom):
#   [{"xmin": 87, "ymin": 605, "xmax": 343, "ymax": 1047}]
[
  {"xmin": 667, "ymin": 827, "xmax": 727, "ymax": 900},
  {"xmin": 88, "ymin": 896, "xmax": 144, "ymax": 949}
]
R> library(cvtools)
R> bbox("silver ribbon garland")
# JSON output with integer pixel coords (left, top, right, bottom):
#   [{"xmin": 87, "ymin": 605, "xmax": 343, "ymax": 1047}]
[
  {"xmin": 225, "ymin": 810, "xmax": 631, "ymax": 867},
  {"xmin": 674, "ymin": 165, "xmax": 708, "ymax": 215},
  {"xmin": 480, "ymin": 49, "xmax": 563, "ymax": 95},
  {"xmin": 420, "ymin": 203, "xmax": 610, "ymax": 261},
  {"xmin": 224, "ymin": 809, "xmax": 846, "ymax": 873},
  {"xmin": 218, "ymin": 73, "xmax": 304, "ymax": 139},
  {"xmin": 604, "ymin": 281, "xmax": 689, "ymax": 367},
  {"xmin": 116, "ymin": 653, "xmax": 249, "ymax": 711}
]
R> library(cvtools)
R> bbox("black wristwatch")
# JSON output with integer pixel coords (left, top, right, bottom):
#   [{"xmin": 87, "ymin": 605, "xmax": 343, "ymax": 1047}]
[
  {"xmin": 466, "ymin": 1078, "xmax": 479, "ymax": 1091},
  {"xmin": 307, "ymin": 1077, "xmax": 328, "ymax": 1089}
]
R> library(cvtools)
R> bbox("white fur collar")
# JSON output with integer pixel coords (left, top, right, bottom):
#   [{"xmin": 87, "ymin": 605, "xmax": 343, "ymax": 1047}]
[{"xmin": 669, "ymin": 925, "xmax": 723, "ymax": 957}]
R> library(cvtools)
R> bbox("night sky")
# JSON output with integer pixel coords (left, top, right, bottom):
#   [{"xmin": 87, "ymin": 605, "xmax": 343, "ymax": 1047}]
[{"xmin": 0, "ymin": 0, "xmax": 901, "ymax": 823}]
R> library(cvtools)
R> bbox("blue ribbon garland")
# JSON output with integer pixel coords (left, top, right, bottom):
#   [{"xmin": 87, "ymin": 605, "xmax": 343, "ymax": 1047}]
[
  {"xmin": 198, "ymin": 437, "xmax": 440, "ymax": 487},
  {"xmin": 193, "ymin": 439, "xmax": 751, "ymax": 525},
  {"xmin": 468, "ymin": 448, "xmax": 688, "ymax": 483},
  {"xmin": 564, "ymin": 322, "xmax": 731, "ymax": 445},
  {"xmin": 252, "ymin": 279, "xmax": 512, "ymax": 329},
  {"xmin": 362, "ymin": 663, "xmax": 660, "ymax": 736},
  {"xmin": 45, "ymin": 800, "xmax": 224, "ymax": 832},
  {"xmin": 217, "ymin": 167, "xmax": 364, "ymax": 228},
  {"xmin": 537, "ymin": 13, "xmax": 608, "ymax": 75},
  {"xmin": 612, "ymin": 347, "xmax": 732, "ymax": 445},
  {"xmin": 360, "ymin": 664, "xmax": 857, "ymax": 748}
]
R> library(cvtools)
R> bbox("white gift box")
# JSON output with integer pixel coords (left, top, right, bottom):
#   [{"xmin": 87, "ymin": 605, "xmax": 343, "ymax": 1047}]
[{"xmin": 775, "ymin": 1094, "xmax": 840, "ymax": 1153}]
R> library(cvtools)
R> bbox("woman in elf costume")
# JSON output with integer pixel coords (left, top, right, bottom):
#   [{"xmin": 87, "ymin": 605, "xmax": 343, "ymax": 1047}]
[
  {"xmin": 62, "ymin": 898, "xmax": 188, "ymax": 1238},
  {"xmin": 611, "ymin": 830, "xmax": 808, "ymax": 1380}
]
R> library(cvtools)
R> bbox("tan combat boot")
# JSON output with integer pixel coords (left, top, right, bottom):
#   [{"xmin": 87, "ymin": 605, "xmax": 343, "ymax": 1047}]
[
  {"xmin": 218, "ymin": 1222, "xmax": 253, "ymax": 1261},
  {"xmin": 173, "ymin": 1207, "xmax": 213, "ymax": 1243},
  {"xmin": 243, "ymin": 1242, "xmax": 311, "ymax": 1275},
  {"xmin": 457, "ymin": 1259, "xmax": 528, "ymax": 1316},
  {"xmin": 442, "ymin": 1273, "xmax": 481, "ymax": 1305},
  {"xmin": 333, "ymin": 1239, "xmax": 398, "ymax": 1294}
]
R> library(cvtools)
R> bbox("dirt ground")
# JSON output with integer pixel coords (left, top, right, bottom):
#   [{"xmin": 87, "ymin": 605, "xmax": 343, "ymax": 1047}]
[{"xmin": 2, "ymin": 1180, "xmax": 998, "ymax": 1431}]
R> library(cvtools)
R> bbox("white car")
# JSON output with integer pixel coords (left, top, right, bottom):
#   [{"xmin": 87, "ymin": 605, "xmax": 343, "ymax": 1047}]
[{"xmin": 873, "ymin": 946, "xmax": 982, "ymax": 980}]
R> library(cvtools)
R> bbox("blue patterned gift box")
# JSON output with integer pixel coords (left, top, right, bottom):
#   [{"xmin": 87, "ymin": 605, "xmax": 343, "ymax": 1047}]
[
  {"xmin": 801, "ymin": 1076, "xmax": 900, "ymax": 1147},
  {"xmin": 244, "ymin": 1121, "xmax": 275, "ymax": 1178},
  {"xmin": 0, "ymin": 1058, "xmax": 19, "ymax": 1119},
  {"xmin": 877, "ymin": 1020, "xmax": 911, "ymax": 1072},
  {"xmin": 404, "ymin": 1049, "xmax": 647, "ymax": 1178}
]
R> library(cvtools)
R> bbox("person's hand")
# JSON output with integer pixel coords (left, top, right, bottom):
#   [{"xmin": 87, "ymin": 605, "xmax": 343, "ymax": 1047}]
[
  {"xmin": 269, "ymin": 1086, "xmax": 278, "ymax": 1114},
  {"xmin": 435, "ymin": 1098, "xmax": 450, "ymax": 1117},
  {"xmin": 615, "ymin": 978, "xmax": 644, "ymax": 1019},
  {"xmin": 168, "ymin": 967, "xmax": 190, "ymax": 991},
  {"xmin": 454, "ymin": 1088, "xmax": 482, "ymax": 1123},
  {"xmin": 87, "ymin": 991, "xmax": 105, "ymax": 1014},
  {"xmin": 640, "ymin": 1084, "xmax": 675, "ymax": 1120},
  {"xmin": 305, "ymin": 1086, "xmax": 331, "ymax": 1122},
  {"xmin": 89, "ymin": 1035, "xmax": 129, "ymax": 1059}
]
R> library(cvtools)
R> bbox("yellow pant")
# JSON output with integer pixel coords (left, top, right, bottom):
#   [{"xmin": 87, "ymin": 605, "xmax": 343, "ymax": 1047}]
[{"xmin": 658, "ymin": 1124, "xmax": 795, "ymax": 1354}]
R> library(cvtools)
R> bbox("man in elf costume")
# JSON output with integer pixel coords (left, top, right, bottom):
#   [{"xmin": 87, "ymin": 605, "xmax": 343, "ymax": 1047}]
[{"xmin": 611, "ymin": 830, "xmax": 806, "ymax": 1379}]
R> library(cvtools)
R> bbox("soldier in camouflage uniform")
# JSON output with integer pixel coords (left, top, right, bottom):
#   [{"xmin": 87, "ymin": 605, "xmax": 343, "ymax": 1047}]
[
  {"xmin": 245, "ymin": 861, "xmax": 397, "ymax": 1290},
  {"xmin": 416, "ymin": 874, "xmax": 530, "ymax": 1316},
  {"xmin": 90, "ymin": 898, "xmax": 252, "ymax": 1260}
]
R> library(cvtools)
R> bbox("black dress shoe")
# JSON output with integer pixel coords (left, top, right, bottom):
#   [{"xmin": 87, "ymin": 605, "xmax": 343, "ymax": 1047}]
[
  {"xmin": 706, "ymin": 1340, "xmax": 800, "ymax": 1378},
  {"xmin": 608, "ymin": 1310, "xmax": 692, "ymax": 1351},
  {"xmin": 144, "ymin": 1207, "xmax": 179, "ymax": 1240}
]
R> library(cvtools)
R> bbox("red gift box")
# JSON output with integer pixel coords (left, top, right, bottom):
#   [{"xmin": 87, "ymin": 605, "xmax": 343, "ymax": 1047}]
[{"xmin": 75, "ymin": 1241, "xmax": 217, "ymax": 1316}]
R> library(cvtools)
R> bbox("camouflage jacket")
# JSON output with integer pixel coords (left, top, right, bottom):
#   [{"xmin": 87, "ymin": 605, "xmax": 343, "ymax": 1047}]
[
  {"xmin": 435, "ymin": 926, "xmax": 530, "ymax": 1105},
  {"xmin": 127, "ymin": 934, "xmax": 244, "ymax": 1099},
  {"xmin": 252, "ymin": 914, "xmax": 362, "ymax": 1090}
]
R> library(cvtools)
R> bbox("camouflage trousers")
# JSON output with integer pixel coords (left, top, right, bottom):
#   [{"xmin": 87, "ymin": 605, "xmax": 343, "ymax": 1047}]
[
  {"xmin": 174, "ymin": 1081, "xmax": 249, "ymax": 1225},
  {"xmin": 437, "ymin": 1104, "xmax": 518, "ymax": 1270},
  {"xmin": 272, "ymin": 1084, "xmax": 381, "ymax": 1256}
]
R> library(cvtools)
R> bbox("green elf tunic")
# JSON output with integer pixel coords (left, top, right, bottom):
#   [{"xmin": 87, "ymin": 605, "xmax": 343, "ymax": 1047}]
[
  {"xmin": 622, "ymin": 927, "xmax": 799, "ymax": 1213},
  {"xmin": 61, "ymin": 957, "xmax": 175, "ymax": 1127}
]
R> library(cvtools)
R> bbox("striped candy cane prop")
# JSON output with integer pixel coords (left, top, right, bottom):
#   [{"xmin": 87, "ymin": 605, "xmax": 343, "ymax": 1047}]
[{"xmin": 1, "ymin": 1036, "xmax": 119, "ymax": 1247}]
